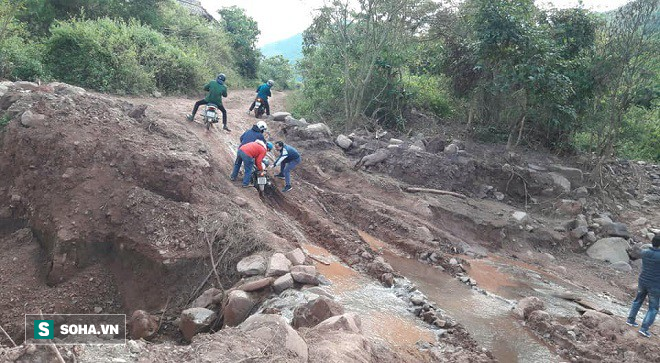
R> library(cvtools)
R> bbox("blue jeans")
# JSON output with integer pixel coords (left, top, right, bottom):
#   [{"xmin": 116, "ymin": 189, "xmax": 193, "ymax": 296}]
[
  {"xmin": 282, "ymin": 157, "xmax": 300, "ymax": 187},
  {"xmin": 628, "ymin": 284, "xmax": 660, "ymax": 331},
  {"xmin": 230, "ymin": 150, "xmax": 254, "ymax": 186}
]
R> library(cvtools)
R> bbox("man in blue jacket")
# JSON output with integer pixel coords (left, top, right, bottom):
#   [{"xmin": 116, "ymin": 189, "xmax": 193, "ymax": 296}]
[
  {"xmin": 273, "ymin": 141, "xmax": 301, "ymax": 193},
  {"xmin": 627, "ymin": 234, "xmax": 660, "ymax": 337},
  {"xmin": 248, "ymin": 80, "xmax": 273, "ymax": 116},
  {"xmin": 230, "ymin": 121, "xmax": 268, "ymax": 182}
]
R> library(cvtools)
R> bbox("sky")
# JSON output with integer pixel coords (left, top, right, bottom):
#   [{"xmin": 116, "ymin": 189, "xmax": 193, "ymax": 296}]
[{"xmin": 200, "ymin": 0, "xmax": 632, "ymax": 48}]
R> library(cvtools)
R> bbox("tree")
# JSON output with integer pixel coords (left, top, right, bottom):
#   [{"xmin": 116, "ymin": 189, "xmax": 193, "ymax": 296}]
[
  {"xmin": 218, "ymin": 6, "xmax": 260, "ymax": 80},
  {"xmin": 588, "ymin": 0, "xmax": 659, "ymax": 157},
  {"xmin": 299, "ymin": 0, "xmax": 439, "ymax": 129},
  {"xmin": 258, "ymin": 55, "xmax": 294, "ymax": 90}
]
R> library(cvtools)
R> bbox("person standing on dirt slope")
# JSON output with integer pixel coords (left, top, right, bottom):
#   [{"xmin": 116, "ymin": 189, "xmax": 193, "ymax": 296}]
[
  {"xmin": 231, "ymin": 121, "xmax": 269, "ymax": 182},
  {"xmin": 186, "ymin": 74, "xmax": 230, "ymax": 131},
  {"xmin": 627, "ymin": 234, "xmax": 660, "ymax": 337},
  {"xmin": 248, "ymin": 80, "xmax": 273, "ymax": 116},
  {"xmin": 272, "ymin": 141, "xmax": 300, "ymax": 193},
  {"xmin": 230, "ymin": 140, "xmax": 273, "ymax": 187}
]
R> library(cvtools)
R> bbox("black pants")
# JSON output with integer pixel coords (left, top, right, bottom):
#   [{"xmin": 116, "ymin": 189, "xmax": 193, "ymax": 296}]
[
  {"xmin": 249, "ymin": 98, "xmax": 270, "ymax": 115},
  {"xmin": 192, "ymin": 100, "xmax": 227, "ymax": 125}
]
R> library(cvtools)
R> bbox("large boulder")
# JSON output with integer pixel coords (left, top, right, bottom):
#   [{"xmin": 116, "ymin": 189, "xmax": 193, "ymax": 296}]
[
  {"xmin": 239, "ymin": 314, "xmax": 308, "ymax": 361},
  {"xmin": 179, "ymin": 308, "xmax": 217, "ymax": 341},
  {"xmin": 266, "ymin": 253, "xmax": 292, "ymax": 277},
  {"xmin": 314, "ymin": 313, "xmax": 362, "ymax": 334},
  {"xmin": 237, "ymin": 255, "xmax": 267, "ymax": 276},
  {"xmin": 191, "ymin": 288, "xmax": 223, "ymax": 308},
  {"xmin": 602, "ymin": 222, "xmax": 631, "ymax": 239},
  {"xmin": 291, "ymin": 265, "xmax": 319, "ymax": 285},
  {"xmin": 586, "ymin": 237, "xmax": 630, "ymax": 264},
  {"xmin": 273, "ymin": 273, "xmax": 295, "ymax": 293},
  {"xmin": 513, "ymin": 297, "xmax": 545, "ymax": 320},
  {"xmin": 359, "ymin": 149, "xmax": 389, "ymax": 168},
  {"xmin": 237, "ymin": 277, "xmax": 274, "ymax": 292},
  {"xmin": 272, "ymin": 112, "xmax": 291, "ymax": 121},
  {"xmin": 129, "ymin": 310, "xmax": 158, "ymax": 340},
  {"xmin": 548, "ymin": 164, "xmax": 583, "ymax": 185},
  {"xmin": 285, "ymin": 248, "xmax": 306, "ymax": 266},
  {"xmin": 336, "ymin": 134, "xmax": 353, "ymax": 150},
  {"xmin": 292, "ymin": 296, "xmax": 345, "ymax": 329},
  {"xmin": 548, "ymin": 172, "xmax": 571, "ymax": 194},
  {"xmin": 223, "ymin": 290, "xmax": 256, "ymax": 327}
]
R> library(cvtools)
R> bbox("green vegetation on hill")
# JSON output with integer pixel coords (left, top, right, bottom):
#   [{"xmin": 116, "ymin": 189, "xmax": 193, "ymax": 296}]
[
  {"xmin": 0, "ymin": 0, "xmax": 257, "ymax": 93},
  {"xmin": 291, "ymin": 0, "xmax": 659, "ymax": 162}
]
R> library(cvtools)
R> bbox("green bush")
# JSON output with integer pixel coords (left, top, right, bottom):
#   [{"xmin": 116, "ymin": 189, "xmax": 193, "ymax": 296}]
[
  {"xmin": 404, "ymin": 73, "xmax": 454, "ymax": 118},
  {"xmin": 0, "ymin": 35, "xmax": 46, "ymax": 81},
  {"xmin": 43, "ymin": 17, "xmax": 231, "ymax": 95}
]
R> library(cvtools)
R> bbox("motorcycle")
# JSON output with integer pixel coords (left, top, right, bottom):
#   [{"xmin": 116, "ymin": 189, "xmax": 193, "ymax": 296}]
[
  {"xmin": 253, "ymin": 97, "xmax": 266, "ymax": 119},
  {"xmin": 202, "ymin": 103, "xmax": 220, "ymax": 130},
  {"xmin": 251, "ymin": 168, "xmax": 274, "ymax": 197}
]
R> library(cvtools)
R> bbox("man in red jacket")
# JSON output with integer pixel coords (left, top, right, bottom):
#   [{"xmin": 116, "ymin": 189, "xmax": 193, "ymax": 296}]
[{"xmin": 232, "ymin": 140, "xmax": 273, "ymax": 187}]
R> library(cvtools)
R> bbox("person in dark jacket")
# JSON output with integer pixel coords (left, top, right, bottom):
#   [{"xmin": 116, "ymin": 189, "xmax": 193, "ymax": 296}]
[
  {"xmin": 248, "ymin": 80, "xmax": 273, "ymax": 116},
  {"xmin": 272, "ymin": 141, "xmax": 300, "ymax": 193},
  {"xmin": 230, "ymin": 121, "xmax": 268, "ymax": 182},
  {"xmin": 187, "ymin": 74, "xmax": 230, "ymax": 131},
  {"xmin": 627, "ymin": 234, "xmax": 660, "ymax": 337}
]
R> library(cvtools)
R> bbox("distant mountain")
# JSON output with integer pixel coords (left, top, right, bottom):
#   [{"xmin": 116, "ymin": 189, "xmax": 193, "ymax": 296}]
[{"xmin": 260, "ymin": 33, "xmax": 303, "ymax": 63}]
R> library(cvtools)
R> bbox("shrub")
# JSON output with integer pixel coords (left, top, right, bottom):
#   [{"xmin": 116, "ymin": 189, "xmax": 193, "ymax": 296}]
[
  {"xmin": 404, "ymin": 73, "xmax": 454, "ymax": 118},
  {"xmin": 0, "ymin": 36, "xmax": 46, "ymax": 81}
]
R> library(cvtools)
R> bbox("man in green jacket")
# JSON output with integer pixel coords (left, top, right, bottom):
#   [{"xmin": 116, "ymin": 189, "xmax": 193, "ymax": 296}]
[{"xmin": 187, "ymin": 74, "xmax": 230, "ymax": 131}]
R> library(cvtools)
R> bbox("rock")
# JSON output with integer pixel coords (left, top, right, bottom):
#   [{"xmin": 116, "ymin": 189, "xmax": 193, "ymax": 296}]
[
  {"xmin": 425, "ymin": 137, "xmax": 446, "ymax": 153},
  {"xmin": 191, "ymin": 288, "xmax": 223, "ymax": 308},
  {"xmin": 513, "ymin": 297, "xmax": 545, "ymax": 320},
  {"xmin": 128, "ymin": 310, "xmax": 158, "ymax": 340},
  {"xmin": 494, "ymin": 192, "xmax": 505, "ymax": 201},
  {"xmin": 408, "ymin": 145, "xmax": 424, "ymax": 152},
  {"xmin": 573, "ymin": 186, "xmax": 589, "ymax": 198},
  {"xmin": 240, "ymin": 314, "xmax": 308, "ymax": 361},
  {"xmin": 336, "ymin": 134, "xmax": 353, "ymax": 150},
  {"xmin": 152, "ymin": 91, "xmax": 162, "ymax": 98},
  {"xmin": 549, "ymin": 164, "xmax": 583, "ymax": 184},
  {"xmin": 412, "ymin": 139, "xmax": 426, "ymax": 151},
  {"xmin": 415, "ymin": 226, "xmax": 434, "ymax": 243},
  {"xmin": 632, "ymin": 217, "xmax": 648, "ymax": 226},
  {"xmin": 359, "ymin": 148, "xmax": 389, "ymax": 167},
  {"xmin": 444, "ymin": 143, "xmax": 459, "ymax": 154},
  {"xmin": 449, "ymin": 258, "xmax": 459, "ymax": 265},
  {"xmin": 305, "ymin": 123, "xmax": 332, "ymax": 136},
  {"xmin": 14, "ymin": 81, "xmax": 40, "ymax": 91},
  {"xmin": 285, "ymin": 248, "xmax": 306, "ymax": 266},
  {"xmin": 389, "ymin": 138, "xmax": 404, "ymax": 145},
  {"xmin": 586, "ymin": 237, "xmax": 630, "ymax": 263},
  {"xmin": 49, "ymin": 82, "xmax": 86, "ymax": 95},
  {"xmin": 266, "ymin": 253, "xmax": 292, "ymax": 277},
  {"xmin": 237, "ymin": 255, "xmax": 267, "ymax": 276},
  {"xmin": 127, "ymin": 339, "xmax": 145, "ymax": 354},
  {"xmin": 291, "ymin": 265, "xmax": 319, "ymax": 285},
  {"xmin": 20, "ymin": 110, "xmax": 46, "ymax": 128},
  {"xmin": 285, "ymin": 117, "xmax": 308, "ymax": 127},
  {"xmin": 237, "ymin": 277, "xmax": 274, "ymax": 292},
  {"xmin": 603, "ymin": 222, "xmax": 631, "ymax": 239},
  {"xmin": 548, "ymin": 172, "xmax": 571, "ymax": 194},
  {"xmin": 367, "ymin": 257, "xmax": 393, "ymax": 275},
  {"xmin": 179, "ymin": 307, "xmax": 217, "ymax": 341},
  {"xmin": 223, "ymin": 290, "xmax": 256, "ymax": 327},
  {"xmin": 586, "ymin": 231, "xmax": 597, "ymax": 243},
  {"xmin": 610, "ymin": 261, "xmax": 632, "ymax": 272},
  {"xmin": 272, "ymin": 112, "xmax": 291, "ymax": 121},
  {"xmin": 314, "ymin": 313, "xmax": 362, "ymax": 334},
  {"xmin": 381, "ymin": 273, "xmax": 394, "ymax": 287},
  {"xmin": 511, "ymin": 211, "xmax": 528, "ymax": 223},
  {"xmin": 273, "ymin": 273, "xmax": 294, "ymax": 293},
  {"xmin": 410, "ymin": 294, "xmax": 425, "ymax": 306},
  {"xmin": 292, "ymin": 296, "xmax": 345, "ymax": 329},
  {"xmin": 570, "ymin": 226, "xmax": 589, "ymax": 239},
  {"xmin": 580, "ymin": 310, "xmax": 621, "ymax": 338}
]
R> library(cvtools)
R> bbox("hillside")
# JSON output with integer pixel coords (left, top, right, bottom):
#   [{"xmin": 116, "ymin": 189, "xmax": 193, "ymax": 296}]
[
  {"xmin": 1, "ymin": 82, "xmax": 660, "ymax": 362},
  {"xmin": 260, "ymin": 33, "xmax": 303, "ymax": 63}
]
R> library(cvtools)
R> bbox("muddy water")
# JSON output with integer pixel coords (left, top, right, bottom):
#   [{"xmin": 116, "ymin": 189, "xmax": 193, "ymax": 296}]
[
  {"xmin": 302, "ymin": 244, "xmax": 435, "ymax": 348},
  {"xmin": 357, "ymin": 231, "xmax": 560, "ymax": 363}
]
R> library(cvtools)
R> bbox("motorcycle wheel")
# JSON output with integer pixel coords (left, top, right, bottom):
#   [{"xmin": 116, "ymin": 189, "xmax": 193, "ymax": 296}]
[{"xmin": 205, "ymin": 118, "xmax": 211, "ymax": 130}]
